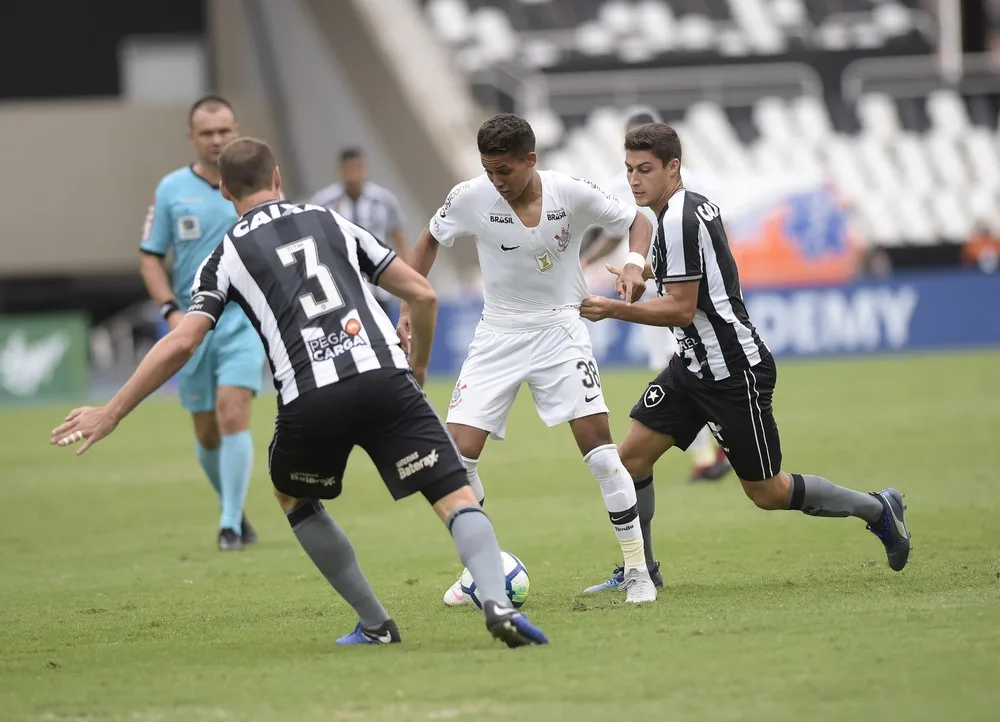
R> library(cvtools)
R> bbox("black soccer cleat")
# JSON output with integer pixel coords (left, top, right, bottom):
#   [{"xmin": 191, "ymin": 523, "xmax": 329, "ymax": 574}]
[
  {"xmin": 483, "ymin": 600, "xmax": 548, "ymax": 648},
  {"xmin": 240, "ymin": 515, "xmax": 259, "ymax": 545},
  {"xmin": 218, "ymin": 527, "xmax": 244, "ymax": 552}
]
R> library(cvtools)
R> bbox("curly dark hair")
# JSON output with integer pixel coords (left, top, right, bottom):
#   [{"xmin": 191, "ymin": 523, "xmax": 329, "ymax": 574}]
[{"xmin": 477, "ymin": 113, "xmax": 536, "ymax": 158}]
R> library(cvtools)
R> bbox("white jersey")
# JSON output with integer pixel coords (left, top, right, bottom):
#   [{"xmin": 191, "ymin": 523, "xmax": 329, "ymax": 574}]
[{"xmin": 429, "ymin": 170, "xmax": 636, "ymax": 331}]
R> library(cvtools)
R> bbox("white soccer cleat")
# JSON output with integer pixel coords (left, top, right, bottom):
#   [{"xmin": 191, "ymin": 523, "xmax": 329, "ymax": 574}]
[
  {"xmin": 620, "ymin": 566, "xmax": 657, "ymax": 604},
  {"xmin": 443, "ymin": 576, "xmax": 471, "ymax": 607}
]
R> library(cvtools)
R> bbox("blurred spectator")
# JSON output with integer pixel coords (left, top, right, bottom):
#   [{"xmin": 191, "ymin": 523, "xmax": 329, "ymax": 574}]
[
  {"xmin": 309, "ymin": 147, "xmax": 409, "ymax": 315},
  {"xmin": 962, "ymin": 224, "xmax": 1000, "ymax": 273}
]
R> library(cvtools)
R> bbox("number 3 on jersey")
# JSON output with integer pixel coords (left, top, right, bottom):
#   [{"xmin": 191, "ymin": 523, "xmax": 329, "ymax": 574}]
[{"xmin": 276, "ymin": 236, "xmax": 344, "ymax": 319}]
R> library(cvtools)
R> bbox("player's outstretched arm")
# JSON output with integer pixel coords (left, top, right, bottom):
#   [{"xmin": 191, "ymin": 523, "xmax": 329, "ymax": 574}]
[
  {"xmin": 627, "ymin": 212, "xmax": 653, "ymax": 259},
  {"xmin": 407, "ymin": 225, "xmax": 440, "ymax": 278},
  {"xmin": 50, "ymin": 314, "xmax": 214, "ymax": 455},
  {"xmin": 396, "ymin": 225, "xmax": 440, "ymax": 351},
  {"xmin": 580, "ymin": 279, "xmax": 699, "ymax": 327},
  {"xmin": 378, "ymin": 257, "xmax": 439, "ymax": 386}
]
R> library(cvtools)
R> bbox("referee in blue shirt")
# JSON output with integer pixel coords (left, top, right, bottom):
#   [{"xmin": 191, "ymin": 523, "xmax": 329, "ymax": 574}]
[{"xmin": 139, "ymin": 96, "xmax": 265, "ymax": 551}]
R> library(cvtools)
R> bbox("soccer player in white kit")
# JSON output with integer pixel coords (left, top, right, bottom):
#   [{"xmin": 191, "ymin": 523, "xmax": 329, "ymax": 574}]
[
  {"xmin": 397, "ymin": 113, "xmax": 660, "ymax": 605},
  {"xmin": 581, "ymin": 107, "xmax": 732, "ymax": 492}
]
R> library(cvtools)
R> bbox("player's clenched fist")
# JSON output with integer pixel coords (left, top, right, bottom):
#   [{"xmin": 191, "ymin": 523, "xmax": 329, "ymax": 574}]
[{"xmin": 579, "ymin": 295, "xmax": 617, "ymax": 321}]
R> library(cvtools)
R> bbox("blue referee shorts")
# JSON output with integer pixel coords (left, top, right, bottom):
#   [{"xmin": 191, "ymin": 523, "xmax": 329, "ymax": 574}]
[{"xmin": 178, "ymin": 310, "xmax": 265, "ymax": 414}]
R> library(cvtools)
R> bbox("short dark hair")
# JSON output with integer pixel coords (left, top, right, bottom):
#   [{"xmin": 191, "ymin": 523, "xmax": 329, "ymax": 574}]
[
  {"xmin": 188, "ymin": 94, "xmax": 234, "ymax": 126},
  {"xmin": 477, "ymin": 113, "xmax": 535, "ymax": 157},
  {"xmin": 624, "ymin": 123, "xmax": 682, "ymax": 166},
  {"xmin": 339, "ymin": 147, "xmax": 363, "ymax": 163},
  {"xmin": 219, "ymin": 137, "xmax": 277, "ymax": 201}
]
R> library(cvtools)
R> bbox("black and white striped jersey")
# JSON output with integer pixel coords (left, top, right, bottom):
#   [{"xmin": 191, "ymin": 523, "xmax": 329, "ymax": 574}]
[
  {"xmin": 189, "ymin": 200, "xmax": 409, "ymax": 406},
  {"xmin": 651, "ymin": 189, "xmax": 769, "ymax": 381},
  {"xmin": 308, "ymin": 181, "xmax": 405, "ymax": 246}
]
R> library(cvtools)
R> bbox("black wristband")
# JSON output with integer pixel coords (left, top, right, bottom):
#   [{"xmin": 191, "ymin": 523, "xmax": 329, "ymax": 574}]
[{"xmin": 159, "ymin": 299, "xmax": 180, "ymax": 320}]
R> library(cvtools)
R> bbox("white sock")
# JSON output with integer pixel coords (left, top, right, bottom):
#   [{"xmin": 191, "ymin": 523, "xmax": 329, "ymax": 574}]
[
  {"xmin": 584, "ymin": 444, "xmax": 645, "ymax": 570},
  {"xmin": 689, "ymin": 426, "xmax": 717, "ymax": 467},
  {"xmin": 461, "ymin": 456, "xmax": 486, "ymax": 505}
]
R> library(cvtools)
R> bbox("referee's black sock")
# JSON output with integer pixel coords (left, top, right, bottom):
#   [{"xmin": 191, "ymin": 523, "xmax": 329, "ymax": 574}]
[
  {"xmin": 287, "ymin": 501, "xmax": 390, "ymax": 629},
  {"xmin": 634, "ymin": 474, "xmax": 656, "ymax": 567},
  {"xmin": 786, "ymin": 473, "xmax": 883, "ymax": 524}
]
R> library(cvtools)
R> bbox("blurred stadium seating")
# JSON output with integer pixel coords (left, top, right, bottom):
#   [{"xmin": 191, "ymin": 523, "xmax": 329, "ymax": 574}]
[
  {"xmin": 420, "ymin": 0, "xmax": 1000, "ymax": 250},
  {"xmin": 1, "ymin": 0, "xmax": 999, "ymax": 402}
]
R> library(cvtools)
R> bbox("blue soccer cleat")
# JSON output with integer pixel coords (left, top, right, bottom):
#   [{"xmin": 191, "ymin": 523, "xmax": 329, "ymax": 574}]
[
  {"xmin": 483, "ymin": 600, "xmax": 548, "ymax": 648},
  {"xmin": 867, "ymin": 488, "xmax": 911, "ymax": 572},
  {"xmin": 335, "ymin": 619, "xmax": 401, "ymax": 646},
  {"xmin": 583, "ymin": 561, "xmax": 663, "ymax": 594}
]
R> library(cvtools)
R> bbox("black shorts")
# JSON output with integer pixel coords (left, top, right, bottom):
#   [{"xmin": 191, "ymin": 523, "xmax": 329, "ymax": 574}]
[
  {"xmin": 629, "ymin": 354, "xmax": 782, "ymax": 482},
  {"xmin": 268, "ymin": 369, "xmax": 468, "ymax": 502}
]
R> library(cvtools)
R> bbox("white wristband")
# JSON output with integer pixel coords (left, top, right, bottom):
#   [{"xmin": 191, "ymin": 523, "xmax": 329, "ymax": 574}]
[{"xmin": 624, "ymin": 252, "xmax": 646, "ymax": 270}]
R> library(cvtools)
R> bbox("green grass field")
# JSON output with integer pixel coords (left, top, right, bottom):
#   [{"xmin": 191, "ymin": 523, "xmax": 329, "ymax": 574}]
[{"xmin": 2, "ymin": 351, "xmax": 999, "ymax": 721}]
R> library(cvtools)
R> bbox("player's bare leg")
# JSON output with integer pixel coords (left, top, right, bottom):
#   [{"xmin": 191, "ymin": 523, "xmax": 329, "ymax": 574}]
[
  {"xmin": 449, "ymin": 422, "xmax": 488, "ymax": 504},
  {"xmin": 570, "ymin": 413, "xmax": 656, "ymax": 603},
  {"xmin": 432, "ymin": 485, "xmax": 547, "ymax": 647},
  {"xmin": 192, "ymin": 411, "xmax": 221, "ymax": 498},
  {"xmin": 216, "ymin": 385, "xmax": 257, "ymax": 549},
  {"xmin": 742, "ymin": 472, "xmax": 911, "ymax": 571},
  {"xmin": 584, "ymin": 419, "xmax": 674, "ymax": 595},
  {"xmin": 441, "ymin": 423, "xmax": 489, "ymax": 606},
  {"xmin": 275, "ymin": 490, "xmax": 400, "ymax": 645}
]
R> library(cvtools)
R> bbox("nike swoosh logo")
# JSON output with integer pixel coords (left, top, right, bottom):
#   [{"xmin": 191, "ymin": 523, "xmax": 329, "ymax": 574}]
[
  {"xmin": 887, "ymin": 505, "xmax": 908, "ymax": 537},
  {"xmin": 500, "ymin": 245, "xmax": 520, "ymax": 251},
  {"xmin": 367, "ymin": 631, "xmax": 393, "ymax": 643},
  {"xmin": 585, "ymin": 394, "xmax": 600, "ymax": 403}
]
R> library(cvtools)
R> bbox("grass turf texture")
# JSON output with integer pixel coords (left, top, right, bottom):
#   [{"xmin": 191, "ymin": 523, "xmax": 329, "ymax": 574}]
[{"xmin": 1, "ymin": 351, "xmax": 998, "ymax": 721}]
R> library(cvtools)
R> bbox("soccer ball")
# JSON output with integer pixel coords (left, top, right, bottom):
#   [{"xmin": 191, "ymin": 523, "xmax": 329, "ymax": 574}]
[{"xmin": 460, "ymin": 551, "xmax": 529, "ymax": 609}]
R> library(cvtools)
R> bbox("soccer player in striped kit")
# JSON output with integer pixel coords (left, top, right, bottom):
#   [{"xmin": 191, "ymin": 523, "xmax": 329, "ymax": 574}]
[
  {"xmin": 581, "ymin": 123, "xmax": 912, "ymax": 588},
  {"xmin": 54, "ymin": 137, "xmax": 547, "ymax": 649}
]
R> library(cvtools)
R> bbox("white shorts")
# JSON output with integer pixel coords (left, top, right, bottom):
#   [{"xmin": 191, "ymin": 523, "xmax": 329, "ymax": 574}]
[{"xmin": 446, "ymin": 318, "xmax": 610, "ymax": 440}]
